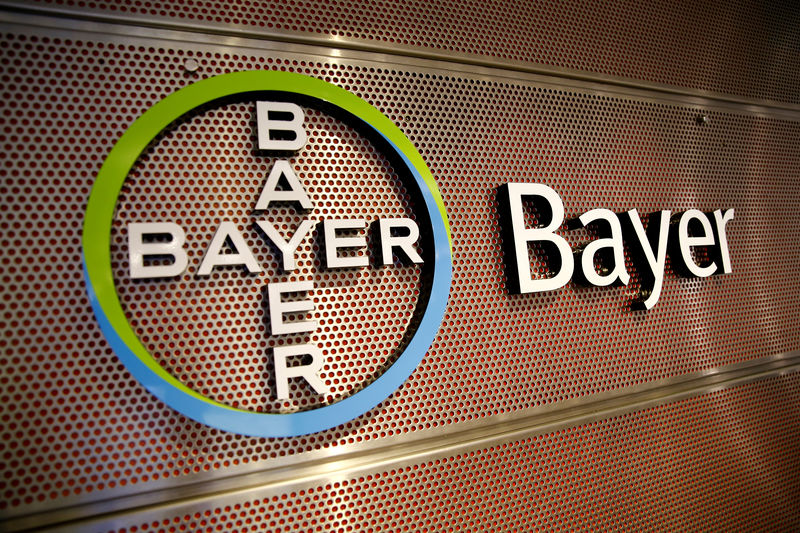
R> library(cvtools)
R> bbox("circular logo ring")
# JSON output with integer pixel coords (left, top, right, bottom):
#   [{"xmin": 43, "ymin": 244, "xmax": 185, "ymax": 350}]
[{"xmin": 83, "ymin": 71, "xmax": 452, "ymax": 438}]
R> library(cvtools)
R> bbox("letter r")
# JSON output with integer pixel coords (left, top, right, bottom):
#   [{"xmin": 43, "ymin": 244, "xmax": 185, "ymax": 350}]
[{"xmin": 273, "ymin": 344, "xmax": 330, "ymax": 399}]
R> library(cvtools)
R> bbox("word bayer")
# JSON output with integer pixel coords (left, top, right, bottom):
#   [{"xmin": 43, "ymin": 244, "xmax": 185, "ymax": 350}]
[
  {"xmin": 498, "ymin": 183, "xmax": 734, "ymax": 310},
  {"xmin": 126, "ymin": 101, "xmax": 423, "ymax": 400}
]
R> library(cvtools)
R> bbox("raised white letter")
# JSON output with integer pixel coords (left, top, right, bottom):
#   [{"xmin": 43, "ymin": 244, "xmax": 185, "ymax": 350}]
[
  {"xmin": 497, "ymin": 183, "xmax": 573, "ymax": 294},
  {"xmin": 376, "ymin": 218, "xmax": 423, "ymax": 266},
  {"xmin": 256, "ymin": 219, "xmax": 315, "ymax": 271},
  {"xmin": 128, "ymin": 222, "xmax": 188, "ymax": 279},
  {"xmin": 273, "ymin": 344, "xmax": 330, "ymax": 399},
  {"xmin": 712, "ymin": 209, "xmax": 735, "ymax": 274},
  {"xmin": 622, "ymin": 210, "xmax": 670, "ymax": 310},
  {"xmin": 674, "ymin": 210, "xmax": 717, "ymax": 278},
  {"xmin": 256, "ymin": 101, "xmax": 307, "ymax": 152},
  {"xmin": 322, "ymin": 219, "xmax": 369, "ymax": 269},
  {"xmin": 254, "ymin": 160, "xmax": 313, "ymax": 211},
  {"xmin": 575, "ymin": 209, "xmax": 630, "ymax": 287},
  {"xmin": 267, "ymin": 280, "xmax": 318, "ymax": 335}
]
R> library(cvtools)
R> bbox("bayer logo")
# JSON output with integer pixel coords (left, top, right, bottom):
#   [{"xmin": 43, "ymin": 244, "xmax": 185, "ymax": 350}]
[{"xmin": 85, "ymin": 71, "xmax": 451, "ymax": 437}]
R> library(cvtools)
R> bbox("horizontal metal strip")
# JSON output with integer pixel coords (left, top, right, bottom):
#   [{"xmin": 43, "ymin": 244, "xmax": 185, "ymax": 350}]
[
  {"xmin": 4, "ymin": 352, "xmax": 799, "ymax": 532},
  {"xmin": 2, "ymin": 1, "xmax": 800, "ymax": 113},
  {"xmin": 2, "ymin": 8, "xmax": 800, "ymax": 126}
]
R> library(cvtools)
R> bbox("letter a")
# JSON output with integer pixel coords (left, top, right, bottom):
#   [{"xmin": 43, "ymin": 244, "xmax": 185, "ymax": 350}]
[{"xmin": 254, "ymin": 160, "xmax": 313, "ymax": 211}]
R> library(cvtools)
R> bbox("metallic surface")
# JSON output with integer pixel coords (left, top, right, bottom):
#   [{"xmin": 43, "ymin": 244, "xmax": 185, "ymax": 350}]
[
  {"xmin": 4, "ymin": 0, "xmax": 800, "ymax": 109},
  {"xmin": 1, "ymin": 2, "xmax": 800, "ymax": 531},
  {"xmin": 4, "ymin": 353, "xmax": 800, "ymax": 531}
]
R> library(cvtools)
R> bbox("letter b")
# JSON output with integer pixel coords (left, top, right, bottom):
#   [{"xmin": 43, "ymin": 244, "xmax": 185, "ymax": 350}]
[
  {"xmin": 128, "ymin": 222, "xmax": 188, "ymax": 279},
  {"xmin": 497, "ymin": 183, "xmax": 574, "ymax": 294},
  {"xmin": 256, "ymin": 101, "xmax": 307, "ymax": 151}
]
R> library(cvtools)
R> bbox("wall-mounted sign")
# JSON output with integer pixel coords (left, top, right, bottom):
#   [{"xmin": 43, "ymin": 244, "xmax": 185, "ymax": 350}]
[
  {"xmin": 83, "ymin": 71, "xmax": 735, "ymax": 438},
  {"xmin": 83, "ymin": 71, "xmax": 453, "ymax": 438},
  {"xmin": 498, "ymin": 183, "xmax": 734, "ymax": 310}
]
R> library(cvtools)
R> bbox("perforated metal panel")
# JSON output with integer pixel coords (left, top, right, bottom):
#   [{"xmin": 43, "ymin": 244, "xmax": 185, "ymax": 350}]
[
  {"xmin": 1, "ymin": 4, "xmax": 800, "ymax": 532},
  {"xmin": 19, "ymin": 0, "xmax": 800, "ymax": 105},
  {"xmin": 100, "ymin": 372, "xmax": 800, "ymax": 532}
]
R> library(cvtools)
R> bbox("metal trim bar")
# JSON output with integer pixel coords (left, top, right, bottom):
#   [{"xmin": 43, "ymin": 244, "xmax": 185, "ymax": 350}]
[
  {"xmin": 2, "ymin": 0, "xmax": 800, "ymax": 113},
  {"xmin": 2, "ymin": 9, "xmax": 800, "ymax": 125},
  {"xmin": 3, "ymin": 352, "xmax": 799, "ymax": 532}
]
